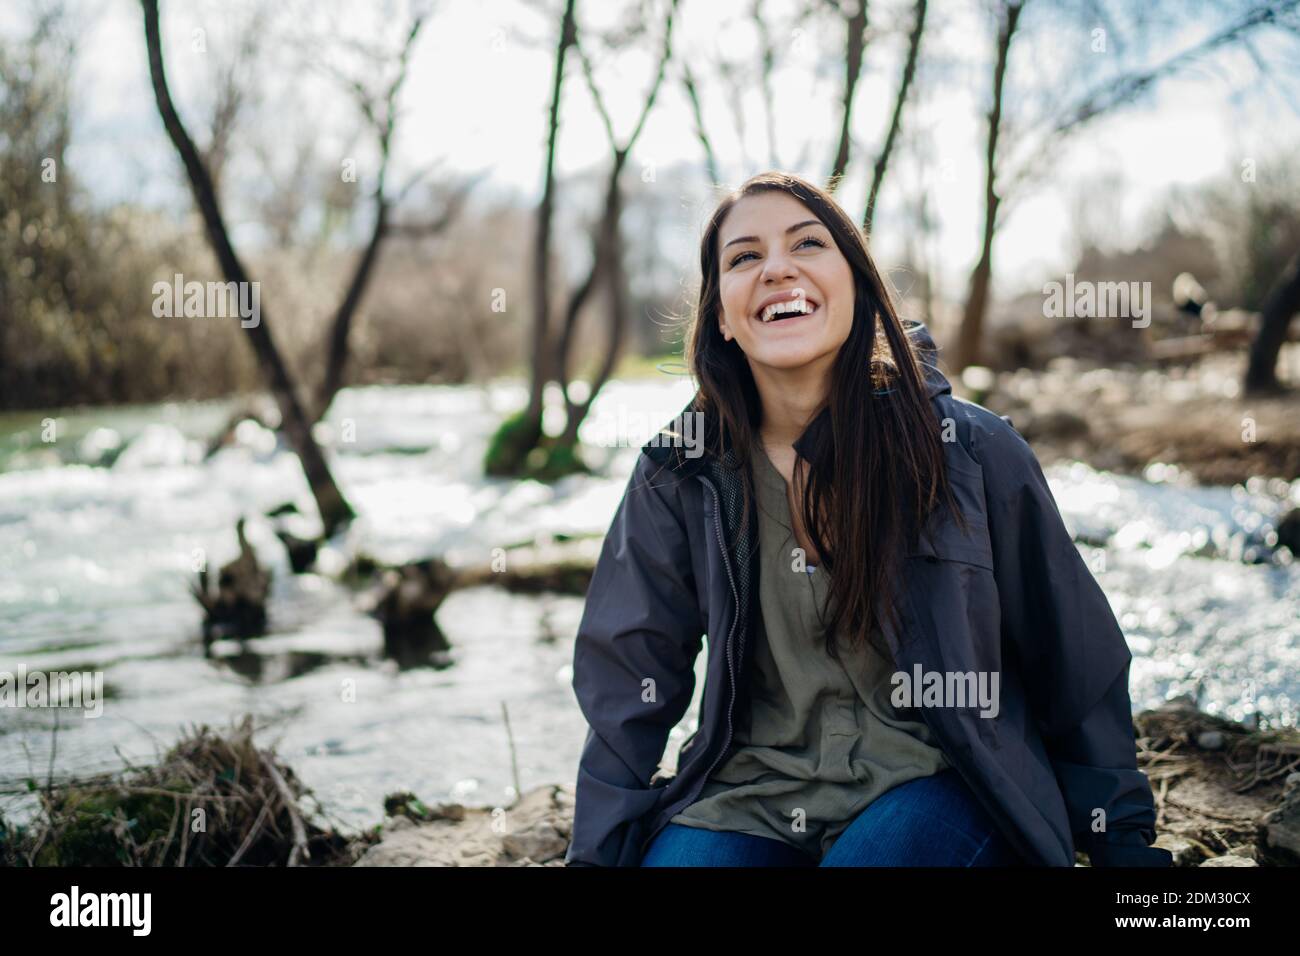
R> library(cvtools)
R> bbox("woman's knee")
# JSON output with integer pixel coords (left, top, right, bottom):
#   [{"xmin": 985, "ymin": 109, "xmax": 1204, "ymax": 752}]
[
  {"xmin": 641, "ymin": 823, "xmax": 812, "ymax": 867},
  {"xmin": 820, "ymin": 769, "xmax": 1015, "ymax": 866}
]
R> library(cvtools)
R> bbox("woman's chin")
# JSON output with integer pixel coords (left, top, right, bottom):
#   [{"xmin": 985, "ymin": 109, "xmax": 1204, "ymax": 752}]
[{"xmin": 746, "ymin": 342, "xmax": 833, "ymax": 372}]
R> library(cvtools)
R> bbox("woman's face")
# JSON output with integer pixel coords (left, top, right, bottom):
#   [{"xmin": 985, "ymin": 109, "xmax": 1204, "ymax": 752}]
[{"xmin": 715, "ymin": 191, "xmax": 855, "ymax": 374}]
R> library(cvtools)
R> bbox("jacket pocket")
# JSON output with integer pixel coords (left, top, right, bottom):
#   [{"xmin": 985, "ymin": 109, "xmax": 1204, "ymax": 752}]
[{"xmin": 907, "ymin": 526, "xmax": 994, "ymax": 571}]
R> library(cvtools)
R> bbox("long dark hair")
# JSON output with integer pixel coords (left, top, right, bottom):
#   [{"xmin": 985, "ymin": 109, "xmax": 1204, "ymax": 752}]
[{"xmin": 686, "ymin": 170, "xmax": 962, "ymax": 663}]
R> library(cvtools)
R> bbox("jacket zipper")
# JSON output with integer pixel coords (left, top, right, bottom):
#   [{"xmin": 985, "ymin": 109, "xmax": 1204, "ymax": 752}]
[{"xmin": 639, "ymin": 475, "xmax": 742, "ymax": 856}]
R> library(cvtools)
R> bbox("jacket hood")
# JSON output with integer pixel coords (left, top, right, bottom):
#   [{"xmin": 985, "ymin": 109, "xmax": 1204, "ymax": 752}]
[{"xmin": 642, "ymin": 319, "xmax": 952, "ymax": 474}]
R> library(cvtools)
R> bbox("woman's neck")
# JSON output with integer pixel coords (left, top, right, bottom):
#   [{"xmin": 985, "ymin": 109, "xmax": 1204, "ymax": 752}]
[{"xmin": 750, "ymin": 358, "xmax": 833, "ymax": 448}]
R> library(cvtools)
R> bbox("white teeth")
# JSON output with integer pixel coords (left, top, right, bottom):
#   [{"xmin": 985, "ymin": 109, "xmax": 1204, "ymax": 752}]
[{"xmin": 759, "ymin": 300, "xmax": 816, "ymax": 322}]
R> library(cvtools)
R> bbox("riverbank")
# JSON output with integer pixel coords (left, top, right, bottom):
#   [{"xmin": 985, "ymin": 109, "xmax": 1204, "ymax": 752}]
[
  {"xmin": 6, "ymin": 699, "xmax": 1293, "ymax": 867},
  {"xmin": 967, "ymin": 344, "xmax": 1300, "ymax": 487},
  {"xmin": 355, "ymin": 696, "xmax": 1300, "ymax": 867}
]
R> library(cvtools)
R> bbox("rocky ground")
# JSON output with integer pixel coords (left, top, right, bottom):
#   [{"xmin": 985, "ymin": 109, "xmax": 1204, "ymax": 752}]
[
  {"xmin": 352, "ymin": 698, "xmax": 1300, "ymax": 867},
  {"xmin": 968, "ymin": 345, "xmax": 1300, "ymax": 487},
  {"xmin": 353, "ymin": 784, "xmax": 574, "ymax": 867},
  {"xmin": 1137, "ymin": 696, "xmax": 1300, "ymax": 867}
]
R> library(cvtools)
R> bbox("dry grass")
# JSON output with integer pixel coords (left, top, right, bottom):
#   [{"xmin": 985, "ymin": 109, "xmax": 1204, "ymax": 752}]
[
  {"xmin": 0, "ymin": 715, "xmax": 373, "ymax": 867},
  {"xmin": 1136, "ymin": 702, "xmax": 1300, "ymax": 864}
]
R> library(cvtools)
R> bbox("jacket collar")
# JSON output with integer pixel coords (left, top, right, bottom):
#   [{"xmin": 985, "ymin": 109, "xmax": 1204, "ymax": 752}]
[{"xmin": 642, "ymin": 320, "xmax": 951, "ymax": 476}]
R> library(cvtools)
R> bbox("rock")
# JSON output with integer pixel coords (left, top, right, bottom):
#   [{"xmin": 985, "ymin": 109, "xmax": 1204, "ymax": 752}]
[
  {"xmin": 1153, "ymin": 833, "xmax": 1208, "ymax": 867},
  {"xmin": 1259, "ymin": 772, "xmax": 1300, "ymax": 863},
  {"xmin": 1199, "ymin": 854, "xmax": 1258, "ymax": 867},
  {"xmin": 501, "ymin": 821, "xmax": 569, "ymax": 862},
  {"xmin": 1155, "ymin": 776, "xmax": 1269, "ymax": 825},
  {"xmin": 1197, "ymin": 730, "xmax": 1225, "ymax": 750},
  {"xmin": 431, "ymin": 802, "xmax": 467, "ymax": 822},
  {"xmin": 354, "ymin": 783, "xmax": 574, "ymax": 867}
]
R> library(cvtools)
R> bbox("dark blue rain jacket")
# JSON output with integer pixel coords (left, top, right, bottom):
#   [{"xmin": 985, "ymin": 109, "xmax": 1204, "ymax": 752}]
[{"xmin": 565, "ymin": 321, "xmax": 1172, "ymax": 868}]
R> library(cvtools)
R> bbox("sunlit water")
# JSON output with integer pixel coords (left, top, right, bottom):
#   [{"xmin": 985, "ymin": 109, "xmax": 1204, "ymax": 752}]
[{"xmin": 1, "ymin": 379, "xmax": 1296, "ymax": 834}]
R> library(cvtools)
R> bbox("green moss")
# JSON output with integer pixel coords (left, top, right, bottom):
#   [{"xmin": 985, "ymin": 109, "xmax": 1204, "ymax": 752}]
[
  {"xmin": 523, "ymin": 439, "xmax": 590, "ymax": 483},
  {"xmin": 483, "ymin": 411, "xmax": 590, "ymax": 482},
  {"xmin": 483, "ymin": 409, "xmax": 543, "ymax": 477},
  {"xmin": 32, "ymin": 783, "xmax": 190, "ymax": 866}
]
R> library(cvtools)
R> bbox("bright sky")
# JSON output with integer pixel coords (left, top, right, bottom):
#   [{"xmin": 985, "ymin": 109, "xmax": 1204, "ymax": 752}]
[{"xmin": 10, "ymin": 0, "xmax": 1298, "ymax": 301}]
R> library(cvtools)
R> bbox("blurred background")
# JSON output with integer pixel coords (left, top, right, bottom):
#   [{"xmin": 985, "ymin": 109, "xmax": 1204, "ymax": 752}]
[{"xmin": 1, "ymin": 0, "xmax": 1298, "ymax": 849}]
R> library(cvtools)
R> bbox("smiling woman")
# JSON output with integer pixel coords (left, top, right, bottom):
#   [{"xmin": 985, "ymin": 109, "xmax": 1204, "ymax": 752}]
[
  {"xmin": 565, "ymin": 170, "xmax": 1169, "ymax": 869},
  {"xmin": 717, "ymin": 204, "xmax": 853, "ymax": 372},
  {"xmin": 694, "ymin": 172, "xmax": 958, "ymax": 663}
]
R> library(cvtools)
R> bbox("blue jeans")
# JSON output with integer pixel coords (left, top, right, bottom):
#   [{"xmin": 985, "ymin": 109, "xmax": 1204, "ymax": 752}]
[{"xmin": 640, "ymin": 768, "xmax": 1028, "ymax": 866}]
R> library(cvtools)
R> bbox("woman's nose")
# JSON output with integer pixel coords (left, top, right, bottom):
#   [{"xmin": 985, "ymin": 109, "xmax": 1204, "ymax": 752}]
[{"xmin": 759, "ymin": 247, "xmax": 798, "ymax": 282}]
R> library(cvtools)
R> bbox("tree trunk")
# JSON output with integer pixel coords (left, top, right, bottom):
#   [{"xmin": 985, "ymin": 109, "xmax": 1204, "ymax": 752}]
[
  {"xmin": 560, "ymin": 166, "xmax": 627, "ymax": 448},
  {"xmin": 829, "ymin": 0, "xmax": 869, "ymax": 190},
  {"xmin": 952, "ymin": 0, "xmax": 1020, "ymax": 373},
  {"xmin": 864, "ymin": 0, "xmax": 926, "ymax": 234},
  {"xmin": 524, "ymin": 0, "xmax": 579, "ymax": 436},
  {"xmin": 142, "ymin": 0, "xmax": 354, "ymax": 536},
  {"xmin": 317, "ymin": 199, "xmax": 389, "ymax": 420},
  {"xmin": 1244, "ymin": 247, "xmax": 1300, "ymax": 394}
]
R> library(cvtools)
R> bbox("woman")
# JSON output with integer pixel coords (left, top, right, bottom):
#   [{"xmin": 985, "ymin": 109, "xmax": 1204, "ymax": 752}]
[{"xmin": 564, "ymin": 171, "xmax": 1171, "ymax": 867}]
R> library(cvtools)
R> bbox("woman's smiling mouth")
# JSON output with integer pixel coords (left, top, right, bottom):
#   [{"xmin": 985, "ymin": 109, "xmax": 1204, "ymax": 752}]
[{"xmin": 755, "ymin": 299, "xmax": 820, "ymax": 324}]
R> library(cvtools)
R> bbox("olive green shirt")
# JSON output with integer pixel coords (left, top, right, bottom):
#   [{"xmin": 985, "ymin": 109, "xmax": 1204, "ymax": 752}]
[{"xmin": 670, "ymin": 441, "xmax": 951, "ymax": 860}]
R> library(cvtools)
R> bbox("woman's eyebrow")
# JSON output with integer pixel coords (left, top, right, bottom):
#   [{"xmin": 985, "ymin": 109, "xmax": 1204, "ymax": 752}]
[{"xmin": 721, "ymin": 219, "xmax": 824, "ymax": 251}]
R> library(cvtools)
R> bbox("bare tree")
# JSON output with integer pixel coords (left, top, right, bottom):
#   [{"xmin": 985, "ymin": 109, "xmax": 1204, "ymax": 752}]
[
  {"xmin": 487, "ymin": 0, "xmax": 580, "ymax": 478},
  {"xmin": 307, "ymin": 14, "xmax": 479, "ymax": 421},
  {"xmin": 1245, "ymin": 247, "xmax": 1300, "ymax": 392},
  {"xmin": 487, "ymin": 0, "xmax": 680, "ymax": 478},
  {"xmin": 863, "ymin": 0, "xmax": 927, "ymax": 232},
  {"xmin": 827, "ymin": 0, "xmax": 870, "ymax": 188},
  {"xmin": 141, "ymin": 0, "xmax": 354, "ymax": 533},
  {"xmin": 951, "ymin": 0, "xmax": 1293, "ymax": 371},
  {"xmin": 952, "ymin": 0, "xmax": 1022, "ymax": 373},
  {"xmin": 819, "ymin": 0, "xmax": 929, "ymax": 231},
  {"xmin": 750, "ymin": 0, "xmax": 784, "ymax": 170},
  {"xmin": 681, "ymin": 61, "xmax": 722, "ymax": 185},
  {"xmin": 556, "ymin": 0, "xmax": 681, "ymax": 449},
  {"xmin": 201, "ymin": 11, "xmax": 265, "ymax": 196}
]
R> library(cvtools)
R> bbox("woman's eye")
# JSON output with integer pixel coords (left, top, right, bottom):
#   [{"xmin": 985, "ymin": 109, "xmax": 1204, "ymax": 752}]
[{"xmin": 728, "ymin": 235, "xmax": 826, "ymax": 268}]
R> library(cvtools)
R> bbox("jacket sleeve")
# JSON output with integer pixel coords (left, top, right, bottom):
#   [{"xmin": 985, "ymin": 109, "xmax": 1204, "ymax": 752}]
[
  {"xmin": 972, "ymin": 414, "xmax": 1173, "ymax": 867},
  {"xmin": 564, "ymin": 452, "xmax": 705, "ymax": 866}
]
